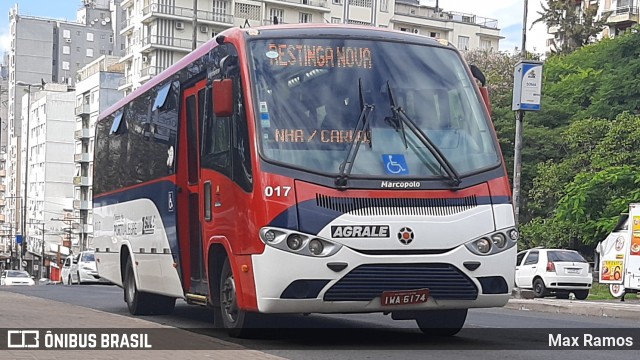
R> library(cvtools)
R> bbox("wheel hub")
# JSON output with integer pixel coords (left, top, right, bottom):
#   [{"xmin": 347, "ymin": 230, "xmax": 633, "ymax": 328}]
[{"xmin": 221, "ymin": 275, "xmax": 238, "ymax": 324}]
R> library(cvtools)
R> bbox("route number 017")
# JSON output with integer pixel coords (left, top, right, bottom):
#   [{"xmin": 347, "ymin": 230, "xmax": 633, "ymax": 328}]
[{"xmin": 264, "ymin": 186, "xmax": 292, "ymax": 197}]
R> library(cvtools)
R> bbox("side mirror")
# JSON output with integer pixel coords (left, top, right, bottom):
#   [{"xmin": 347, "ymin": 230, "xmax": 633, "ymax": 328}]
[
  {"xmin": 213, "ymin": 79, "xmax": 233, "ymax": 117},
  {"xmin": 469, "ymin": 64, "xmax": 491, "ymax": 114}
]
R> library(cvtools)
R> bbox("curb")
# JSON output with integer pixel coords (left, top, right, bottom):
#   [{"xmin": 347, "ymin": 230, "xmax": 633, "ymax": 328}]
[{"xmin": 505, "ymin": 298, "xmax": 640, "ymax": 320}]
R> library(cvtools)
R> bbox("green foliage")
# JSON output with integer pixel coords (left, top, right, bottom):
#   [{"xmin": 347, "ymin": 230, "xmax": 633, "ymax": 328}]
[
  {"xmin": 534, "ymin": 0, "xmax": 609, "ymax": 55},
  {"xmin": 469, "ymin": 26, "xmax": 640, "ymax": 253}
]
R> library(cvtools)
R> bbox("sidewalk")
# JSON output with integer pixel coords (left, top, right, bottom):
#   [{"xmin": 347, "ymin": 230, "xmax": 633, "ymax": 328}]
[
  {"xmin": 0, "ymin": 291, "xmax": 286, "ymax": 360},
  {"xmin": 505, "ymin": 297, "xmax": 640, "ymax": 320}
]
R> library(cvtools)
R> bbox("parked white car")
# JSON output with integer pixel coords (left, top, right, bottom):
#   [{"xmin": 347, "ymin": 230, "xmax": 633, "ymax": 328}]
[
  {"xmin": 62, "ymin": 251, "xmax": 108, "ymax": 285},
  {"xmin": 1, "ymin": 270, "xmax": 35, "ymax": 286},
  {"xmin": 516, "ymin": 248, "xmax": 592, "ymax": 299}
]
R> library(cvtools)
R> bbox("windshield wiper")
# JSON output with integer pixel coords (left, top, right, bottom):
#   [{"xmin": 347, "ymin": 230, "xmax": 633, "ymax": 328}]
[
  {"xmin": 336, "ymin": 78, "xmax": 374, "ymax": 189},
  {"xmin": 385, "ymin": 81, "xmax": 462, "ymax": 187}
]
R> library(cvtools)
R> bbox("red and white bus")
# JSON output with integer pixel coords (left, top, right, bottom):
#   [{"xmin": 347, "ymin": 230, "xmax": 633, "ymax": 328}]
[{"xmin": 93, "ymin": 24, "xmax": 517, "ymax": 337}]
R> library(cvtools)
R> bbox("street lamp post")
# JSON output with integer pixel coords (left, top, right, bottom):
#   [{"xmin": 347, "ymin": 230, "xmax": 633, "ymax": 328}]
[{"xmin": 15, "ymin": 81, "xmax": 42, "ymax": 272}]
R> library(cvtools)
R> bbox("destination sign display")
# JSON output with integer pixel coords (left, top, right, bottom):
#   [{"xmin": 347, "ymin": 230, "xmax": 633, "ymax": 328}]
[{"xmin": 266, "ymin": 43, "xmax": 373, "ymax": 69}]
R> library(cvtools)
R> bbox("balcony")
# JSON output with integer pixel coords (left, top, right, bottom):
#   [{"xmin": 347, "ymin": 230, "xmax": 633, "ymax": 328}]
[
  {"xmin": 74, "ymin": 128, "xmax": 91, "ymax": 140},
  {"xmin": 605, "ymin": 6, "xmax": 640, "ymax": 26},
  {"xmin": 199, "ymin": 11, "xmax": 235, "ymax": 25},
  {"xmin": 0, "ymin": 214, "xmax": 4, "ymax": 222},
  {"xmin": 118, "ymin": 74, "xmax": 133, "ymax": 91},
  {"xmin": 73, "ymin": 176, "xmax": 90, "ymax": 186},
  {"xmin": 140, "ymin": 65, "xmax": 166, "ymax": 81},
  {"xmin": 142, "ymin": 3, "xmax": 194, "ymax": 22},
  {"xmin": 73, "ymin": 200, "xmax": 91, "ymax": 210},
  {"xmin": 0, "ymin": 169, "xmax": 5, "ymax": 177},
  {"xmin": 0, "ymin": 199, "xmax": 4, "ymax": 207},
  {"xmin": 0, "ymin": 185, "xmax": 5, "ymax": 192},
  {"xmin": 263, "ymin": 0, "xmax": 329, "ymax": 10},
  {"xmin": 74, "ymin": 153, "xmax": 91, "ymax": 163},
  {"xmin": 141, "ymin": 35, "xmax": 193, "ymax": 53},
  {"xmin": 75, "ymin": 103, "xmax": 90, "ymax": 116},
  {"xmin": 120, "ymin": 17, "xmax": 135, "ymax": 35},
  {"xmin": 120, "ymin": 0, "xmax": 133, "ymax": 8}
]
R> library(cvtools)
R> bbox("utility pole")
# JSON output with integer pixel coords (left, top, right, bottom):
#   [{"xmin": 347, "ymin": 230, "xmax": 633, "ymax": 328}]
[
  {"xmin": 512, "ymin": 0, "xmax": 528, "ymax": 228},
  {"xmin": 192, "ymin": 0, "xmax": 198, "ymax": 50}
]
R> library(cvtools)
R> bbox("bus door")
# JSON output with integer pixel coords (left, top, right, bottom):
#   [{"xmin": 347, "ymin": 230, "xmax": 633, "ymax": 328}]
[{"xmin": 177, "ymin": 79, "xmax": 208, "ymax": 295}]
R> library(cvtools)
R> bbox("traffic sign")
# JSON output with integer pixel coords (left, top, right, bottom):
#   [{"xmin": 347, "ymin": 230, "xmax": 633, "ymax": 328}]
[{"xmin": 16, "ymin": 235, "xmax": 22, "ymax": 244}]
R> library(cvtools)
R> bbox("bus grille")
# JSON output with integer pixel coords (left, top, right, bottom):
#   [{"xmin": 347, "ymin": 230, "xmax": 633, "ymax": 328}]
[
  {"xmin": 323, "ymin": 263, "xmax": 478, "ymax": 301},
  {"xmin": 315, "ymin": 194, "xmax": 477, "ymax": 216}
]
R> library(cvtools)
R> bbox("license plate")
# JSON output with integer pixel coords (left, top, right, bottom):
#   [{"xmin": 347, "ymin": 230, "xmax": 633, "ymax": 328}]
[
  {"xmin": 566, "ymin": 268, "xmax": 580, "ymax": 274},
  {"xmin": 381, "ymin": 289, "xmax": 429, "ymax": 306}
]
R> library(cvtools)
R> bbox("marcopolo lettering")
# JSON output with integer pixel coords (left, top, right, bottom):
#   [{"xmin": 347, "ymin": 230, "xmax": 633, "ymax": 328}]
[
  {"xmin": 331, "ymin": 225, "xmax": 390, "ymax": 238},
  {"xmin": 380, "ymin": 181, "xmax": 421, "ymax": 188}
]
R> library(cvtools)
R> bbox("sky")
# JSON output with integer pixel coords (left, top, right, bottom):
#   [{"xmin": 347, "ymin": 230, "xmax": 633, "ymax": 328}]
[{"xmin": 0, "ymin": 0, "xmax": 548, "ymax": 54}]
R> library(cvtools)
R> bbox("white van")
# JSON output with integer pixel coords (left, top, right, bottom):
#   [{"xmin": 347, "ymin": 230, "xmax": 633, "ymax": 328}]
[
  {"xmin": 61, "ymin": 251, "xmax": 109, "ymax": 285},
  {"xmin": 596, "ymin": 204, "xmax": 640, "ymax": 299}
]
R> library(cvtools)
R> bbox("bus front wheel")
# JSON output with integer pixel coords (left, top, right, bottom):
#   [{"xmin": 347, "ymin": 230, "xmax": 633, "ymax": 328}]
[
  {"xmin": 124, "ymin": 258, "xmax": 153, "ymax": 315},
  {"xmin": 219, "ymin": 258, "xmax": 257, "ymax": 337},
  {"xmin": 415, "ymin": 309, "xmax": 467, "ymax": 337}
]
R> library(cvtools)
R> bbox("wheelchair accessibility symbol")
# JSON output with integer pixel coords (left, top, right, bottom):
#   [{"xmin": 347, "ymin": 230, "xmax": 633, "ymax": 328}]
[{"xmin": 382, "ymin": 154, "xmax": 409, "ymax": 175}]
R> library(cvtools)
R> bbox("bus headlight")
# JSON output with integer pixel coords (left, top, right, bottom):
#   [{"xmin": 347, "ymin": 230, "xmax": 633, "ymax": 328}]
[
  {"xmin": 286, "ymin": 234, "xmax": 305, "ymax": 250},
  {"xmin": 259, "ymin": 227, "xmax": 342, "ymax": 257},
  {"xmin": 308, "ymin": 239, "xmax": 324, "ymax": 255},
  {"xmin": 491, "ymin": 233, "xmax": 507, "ymax": 248},
  {"xmin": 476, "ymin": 238, "xmax": 492, "ymax": 254},
  {"xmin": 465, "ymin": 228, "xmax": 517, "ymax": 256}
]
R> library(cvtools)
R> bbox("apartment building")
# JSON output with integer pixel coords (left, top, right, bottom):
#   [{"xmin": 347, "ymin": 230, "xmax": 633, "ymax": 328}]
[
  {"xmin": 546, "ymin": 0, "xmax": 639, "ymax": 54},
  {"xmin": 73, "ymin": 56, "xmax": 124, "ymax": 251},
  {"xmin": 117, "ymin": 0, "xmax": 501, "ymax": 93},
  {"xmin": 4, "ymin": 1, "xmax": 122, "ymax": 246},
  {"xmin": 19, "ymin": 84, "xmax": 75, "ymax": 273},
  {"xmin": 0, "ymin": 57, "xmax": 8, "ymax": 259}
]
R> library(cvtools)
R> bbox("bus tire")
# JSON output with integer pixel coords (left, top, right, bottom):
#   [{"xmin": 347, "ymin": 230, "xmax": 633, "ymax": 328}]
[
  {"xmin": 124, "ymin": 258, "xmax": 153, "ymax": 315},
  {"xmin": 415, "ymin": 309, "xmax": 467, "ymax": 336},
  {"xmin": 219, "ymin": 258, "xmax": 257, "ymax": 337}
]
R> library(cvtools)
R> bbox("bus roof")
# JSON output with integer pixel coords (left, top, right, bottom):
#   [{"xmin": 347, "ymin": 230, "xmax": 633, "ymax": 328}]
[{"xmin": 98, "ymin": 24, "xmax": 453, "ymax": 123}]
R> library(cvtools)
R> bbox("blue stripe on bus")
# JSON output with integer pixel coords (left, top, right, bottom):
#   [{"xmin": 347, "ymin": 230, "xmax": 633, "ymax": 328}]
[
  {"xmin": 268, "ymin": 195, "xmax": 512, "ymax": 235},
  {"xmin": 93, "ymin": 181, "xmax": 180, "ymax": 262}
]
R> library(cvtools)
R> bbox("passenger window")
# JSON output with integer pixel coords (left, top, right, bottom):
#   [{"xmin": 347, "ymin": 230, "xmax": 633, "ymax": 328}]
[
  {"xmin": 202, "ymin": 86, "xmax": 231, "ymax": 176},
  {"xmin": 523, "ymin": 251, "xmax": 539, "ymax": 265},
  {"xmin": 516, "ymin": 252, "xmax": 526, "ymax": 266}
]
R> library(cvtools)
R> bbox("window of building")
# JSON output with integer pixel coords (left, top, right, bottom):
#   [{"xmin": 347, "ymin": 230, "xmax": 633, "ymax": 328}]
[
  {"xmin": 100, "ymin": 50, "xmax": 106, "ymax": 55},
  {"xmin": 457, "ymin": 36, "xmax": 470, "ymax": 51},
  {"xmin": 63, "ymin": 45, "xmax": 71, "ymax": 54},
  {"xmin": 214, "ymin": 0, "xmax": 229, "ymax": 22},
  {"xmin": 62, "ymin": 61, "xmax": 70, "ymax": 70},
  {"xmin": 63, "ymin": 29, "xmax": 71, "ymax": 38},
  {"xmin": 101, "ymin": 34, "xmax": 106, "ymax": 39},
  {"xmin": 380, "ymin": 0, "xmax": 388, "ymax": 12},
  {"xmin": 332, "ymin": 0, "xmax": 342, "ymax": 4},
  {"xmin": 109, "ymin": 34, "xmax": 114, "ymax": 43},
  {"xmin": 77, "ymin": 31, "xmax": 81, "ymax": 36},
  {"xmin": 430, "ymin": 31, "xmax": 440, "ymax": 38},
  {"xmin": 235, "ymin": 3, "xmax": 261, "ymax": 21},
  {"xmin": 86, "ymin": 48, "xmax": 94, "ymax": 57},
  {"xmin": 331, "ymin": 17, "xmax": 341, "ymax": 23},
  {"xmin": 480, "ymin": 39, "xmax": 492, "ymax": 50},
  {"xmin": 350, "ymin": 0, "xmax": 372, "ymax": 7},
  {"xmin": 299, "ymin": 12, "xmax": 312, "ymax": 23},
  {"xmin": 269, "ymin": 8, "xmax": 284, "ymax": 24},
  {"xmin": 399, "ymin": 27, "xmax": 419, "ymax": 34},
  {"xmin": 76, "ymin": 47, "xmax": 81, "ymax": 52},
  {"xmin": 87, "ymin": 32, "xmax": 94, "ymax": 42}
]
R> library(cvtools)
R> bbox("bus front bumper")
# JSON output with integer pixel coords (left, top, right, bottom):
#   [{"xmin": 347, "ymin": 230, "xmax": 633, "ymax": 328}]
[{"xmin": 251, "ymin": 244, "xmax": 515, "ymax": 314}]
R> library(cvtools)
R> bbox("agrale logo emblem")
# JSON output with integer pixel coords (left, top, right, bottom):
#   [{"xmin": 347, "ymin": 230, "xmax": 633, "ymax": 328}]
[{"xmin": 397, "ymin": 227, "xmax": 414, "ymax": 245}]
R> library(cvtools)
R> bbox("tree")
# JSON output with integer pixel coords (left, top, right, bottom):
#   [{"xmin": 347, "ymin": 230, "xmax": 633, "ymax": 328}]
[{"xmin": 534, "ymin": 0, "xmax": 609, "ymax": 55}]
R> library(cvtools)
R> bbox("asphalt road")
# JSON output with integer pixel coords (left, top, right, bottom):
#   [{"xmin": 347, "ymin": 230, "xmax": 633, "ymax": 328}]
[{"xmin": 2, "ymin": 284, "xmax": 639, "ymax": 359}]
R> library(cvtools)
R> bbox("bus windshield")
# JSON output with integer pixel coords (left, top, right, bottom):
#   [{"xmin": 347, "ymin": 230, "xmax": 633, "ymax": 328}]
[{"xmin": 248, "ymin": 37, "xmax": 500, "ymax": 179}]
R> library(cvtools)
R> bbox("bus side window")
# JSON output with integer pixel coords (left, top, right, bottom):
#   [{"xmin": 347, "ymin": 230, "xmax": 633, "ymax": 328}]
[
  {"xmin": 202, "ymin": 86, "xmax": 231, "ymax": 176},
  {"xmin": 232, "ymin": 76, "xmax": 253, "ymax": 192}
]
